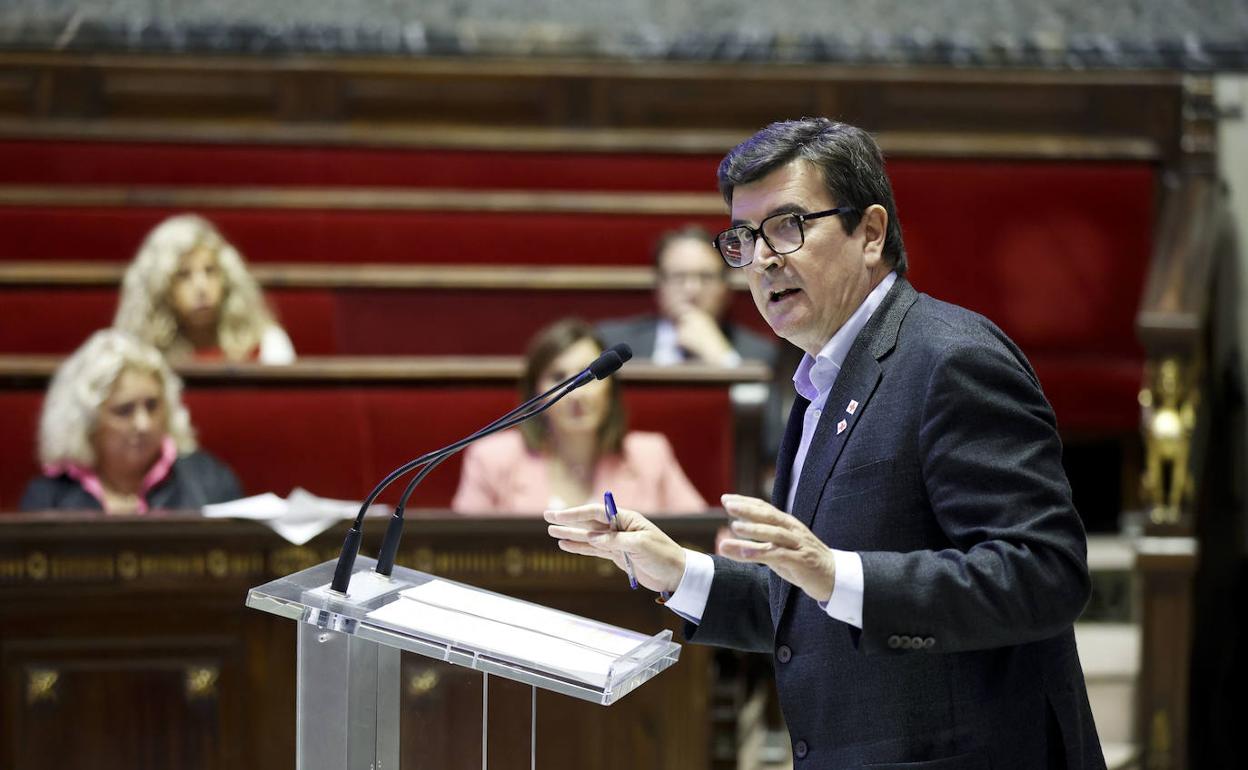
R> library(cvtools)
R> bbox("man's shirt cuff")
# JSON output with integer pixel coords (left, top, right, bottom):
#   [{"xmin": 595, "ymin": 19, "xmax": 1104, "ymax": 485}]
[
  {"xmin": 665, "ymin": 549, "xmax": 715, "ymax": 624},
  {"xmin": 819, "ymin": 549, "xmax": 864, "ymax": 628}
]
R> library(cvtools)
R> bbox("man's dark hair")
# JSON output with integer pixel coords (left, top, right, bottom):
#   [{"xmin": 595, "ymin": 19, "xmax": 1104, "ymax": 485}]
[{"xmin": 717, "ymin": 117, "xmax": 908, "ymax": 274}]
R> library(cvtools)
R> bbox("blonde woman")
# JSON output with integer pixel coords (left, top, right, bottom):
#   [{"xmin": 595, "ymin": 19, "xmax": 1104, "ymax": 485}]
[
  {"xmin": 114, "ymin": 214, "xmax": 295, "ymax": 363},
  {"xmin": 20, "ymin": 330, "xmax": 242, "ymax": 513}
]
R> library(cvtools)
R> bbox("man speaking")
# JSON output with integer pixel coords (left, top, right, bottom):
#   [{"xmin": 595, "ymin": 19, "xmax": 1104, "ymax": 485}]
[{"xmin": 546, "ymin": 117, "xmax": 1104, "ymax": 769}]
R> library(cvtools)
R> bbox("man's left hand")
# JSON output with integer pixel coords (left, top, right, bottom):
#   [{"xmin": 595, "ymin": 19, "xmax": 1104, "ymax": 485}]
[
  {"xmin": 675, "ymin": 309, "xmax": 736, "ymax": 364},
  {"xmin": 719, "ymin": 494, "xmax": 836, "ymax": 603}
]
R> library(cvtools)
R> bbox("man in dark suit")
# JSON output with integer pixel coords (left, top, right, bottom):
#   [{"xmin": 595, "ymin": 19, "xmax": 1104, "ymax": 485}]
[
  {"xmin": 547, "ymin": 117, "xmax": 1104, "ymax": 769},
  {"xmin": 597, "ymin": 225, "xmax": 777, "ymax": 368},
  {"xmin": 600, "ymin": 226, "xmax": 788, "ymax": 462}
]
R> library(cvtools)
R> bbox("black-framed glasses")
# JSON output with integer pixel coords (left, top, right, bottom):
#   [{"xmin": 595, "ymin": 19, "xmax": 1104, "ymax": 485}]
[{"xmin": 712, "ymin": 206, "xmax": 857, "ymax": 268}]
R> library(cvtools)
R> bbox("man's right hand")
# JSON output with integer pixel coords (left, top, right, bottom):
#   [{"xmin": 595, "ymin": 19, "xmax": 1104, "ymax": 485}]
[{"xmin": 545, "ymin": 504, "xmax": 687, "ymax": 594}]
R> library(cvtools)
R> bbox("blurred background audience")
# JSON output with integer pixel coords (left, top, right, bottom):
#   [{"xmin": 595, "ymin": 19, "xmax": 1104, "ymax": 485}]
[
  {"xmin": 599, "ymin": 225, "xmax": 790, "ymax": 461},
  {"xmin": 598, "ymin": 225, "xmax": 776, "ymax": 368},
  {"xmin": 114, "ymin": 214, "xmax": 295, "ymax": 364},
  {"xmin": 452, "ymin": 318, "xmax": 706, "ymax": 514},
  {"xmin": 20, "ymin": 329, "xmax": 242, "ymax": 513}
]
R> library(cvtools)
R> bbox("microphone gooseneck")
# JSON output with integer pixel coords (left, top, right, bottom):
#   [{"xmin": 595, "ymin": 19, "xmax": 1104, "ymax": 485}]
[
  {"xmin": 373, "ymin": 350, "xmax": 623, "ymax": 578},
  {"xmin": 332, "ymin": 347, "xmax": 629, "ymax": 592}
]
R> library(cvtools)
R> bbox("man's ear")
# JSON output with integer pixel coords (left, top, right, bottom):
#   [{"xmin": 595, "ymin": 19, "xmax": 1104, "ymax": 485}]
[{"xmin": 860, "ymin": 204, "xmax": 888, "ymax": 268}]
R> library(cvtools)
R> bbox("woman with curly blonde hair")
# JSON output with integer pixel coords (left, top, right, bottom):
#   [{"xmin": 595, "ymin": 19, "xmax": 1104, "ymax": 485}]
[
  {"xmin": 20, "ymin": 329, "xmax": 242, "ymax": 513},
  {"xmin": 114, "ymin": 214, "xmax": 295, "ymax": 363}
]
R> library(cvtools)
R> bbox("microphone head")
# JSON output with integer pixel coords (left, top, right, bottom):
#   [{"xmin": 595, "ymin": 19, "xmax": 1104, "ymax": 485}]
[
  {"xmin": 588, "ymin": 350, "xmax": 623, "ymax": 380},
  {"xmin": 607, "ymin": 343, "xmax": 633, "ymax": 365}
]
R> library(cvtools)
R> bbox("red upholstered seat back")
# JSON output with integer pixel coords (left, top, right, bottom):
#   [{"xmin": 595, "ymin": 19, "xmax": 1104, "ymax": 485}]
[
  {"xmin": 186, "ymin": 389, "xmax": 375, "ymax": 503},
  {"xmin": 893, "ymin": 161, "xmax": 1152, "ymax": 435},
  {"xmin": 0, "ymin": 289, "xmax": 338, "ymax": 356},
  {"xmin": 896, "ymin": 161, "xmax": 1151, "ymax": 359},
  {"xmin": 0, "ymin": 141, "xmax": 720, "ymax": 192},
  {"xmin": 0, "ymin": 207, "xmax": 726, "ymax": 266},
  {"xmin": 0, "ymin": 139, "xmax": 1154, "ymax": 438},
  {"xmin": 0, "ymin": 385, "xmax": 734, "ymax": 511},
  {"xmin": 0, "ymin": 392, "xmax": 44, "ymax": 510},
  {"xmin": 0, "ymin": 289, "xmax": 117, "ymax": 354}
]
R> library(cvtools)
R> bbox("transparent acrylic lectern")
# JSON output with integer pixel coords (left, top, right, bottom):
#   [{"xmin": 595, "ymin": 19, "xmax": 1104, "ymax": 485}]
[{"xmin": 246, "ymin": 556, "xmax": 681, "ymax": 770}]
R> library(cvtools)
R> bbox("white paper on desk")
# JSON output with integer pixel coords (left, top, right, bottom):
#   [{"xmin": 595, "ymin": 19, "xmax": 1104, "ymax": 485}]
[
  {"xmin": 366, "ymin": 580, "xmax": 649, "ymax": 687},
  {"xmin": 202, "ymin": 488, "xmax": 382, "ymax": 546},
  {"xmin": 202, "ymin": 492, "xmax": 287, "ymax": 519}
]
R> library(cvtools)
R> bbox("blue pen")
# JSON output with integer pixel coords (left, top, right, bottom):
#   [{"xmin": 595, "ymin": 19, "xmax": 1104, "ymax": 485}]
[{"xmin": 603, "ymin": 491, "xmax": 638, "ymax": 590}]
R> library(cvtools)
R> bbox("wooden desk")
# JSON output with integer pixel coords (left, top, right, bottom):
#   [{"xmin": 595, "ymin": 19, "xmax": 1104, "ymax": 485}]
[{"xmin": 0, "ymin": 510, "xmax": 726, "ymax": 770}]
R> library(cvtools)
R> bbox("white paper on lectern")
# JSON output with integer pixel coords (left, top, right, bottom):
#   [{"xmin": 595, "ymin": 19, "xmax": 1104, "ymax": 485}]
[
  {"xmin": 365, "ymin": 579, "xmax": 649, "ymax": 687},
  {"xmin": 401, "ymin": 581, "xmax": 644, "ymax": 656}
]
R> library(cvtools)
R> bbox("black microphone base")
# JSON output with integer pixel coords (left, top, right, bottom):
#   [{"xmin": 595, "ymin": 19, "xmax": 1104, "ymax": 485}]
[
  {"xmin": 375, "ymin": 514, "xmax": 406, "ymax": 577},
  {"xmin": 329, "ymin": 527, "xmax": 363, "ymax": 594}
]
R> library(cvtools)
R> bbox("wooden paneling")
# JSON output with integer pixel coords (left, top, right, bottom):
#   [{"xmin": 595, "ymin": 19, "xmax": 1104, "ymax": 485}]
[
  {"xmin": 0, "ymin": 511, "xmax": 725, "ymax": 770},
  {"xmin": 0, "ymin": 53, "xmax": 1183, "ymax": 162},
  {"xmin": 0, "ymin": 185, "xmax": 723, "ymax": 214},
  {"xmin": 1135, "ymin": 542, "xmax": 1198, "ymax": 770}
]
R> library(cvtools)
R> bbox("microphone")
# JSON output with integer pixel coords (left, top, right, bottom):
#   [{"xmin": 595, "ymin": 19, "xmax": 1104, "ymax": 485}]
[
  {"xmin": 371, "ymin": 347, "xmax": 626, "ymax": 578},
  {"xmin": 330, "ymin": 346, "xmax": 628, "ymax": 593},
  {"xmin": 607, "ymin": 343, "xmax": 633, "ymax": 366}
]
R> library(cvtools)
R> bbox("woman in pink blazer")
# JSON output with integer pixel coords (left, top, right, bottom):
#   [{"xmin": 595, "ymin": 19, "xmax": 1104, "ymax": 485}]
[{"xmin": 452, "ymin": 319, "xmax": 707, "ymax": 515}]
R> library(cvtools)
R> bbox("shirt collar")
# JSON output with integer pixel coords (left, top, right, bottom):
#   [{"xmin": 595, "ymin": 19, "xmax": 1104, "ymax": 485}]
[
  {"xmin": 793, "ymin": 271, "xmax": 897, "ymax": 401},
  {"xmin": 652, "ymin": 318, "xmax": 683, "ymax": 365}
]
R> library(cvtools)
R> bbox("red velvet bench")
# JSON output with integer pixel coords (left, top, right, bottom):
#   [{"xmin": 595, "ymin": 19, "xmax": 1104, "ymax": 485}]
[{"xmin": 0, "ymin": 357, "xmax": 767, "ymax": 512}]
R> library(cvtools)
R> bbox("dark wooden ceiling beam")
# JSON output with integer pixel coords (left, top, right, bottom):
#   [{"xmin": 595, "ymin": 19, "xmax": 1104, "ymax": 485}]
[{"xmin": 0, "ymin": 52, "xmax": 1184, "ymax": 163}]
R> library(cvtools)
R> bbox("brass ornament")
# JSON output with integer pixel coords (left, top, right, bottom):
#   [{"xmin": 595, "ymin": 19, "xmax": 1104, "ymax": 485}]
[
  {"xmin": 26, "ymin": 669, "xmax": 59, "ymax": 705},
  {"xmin": 25, "ymin": 551, "xmax": 48, "ymax": 581},
  {"xmin": 1140, "ymin": 358, "xmax": 1199, "ymax": 524},
  {"xmin": 185, "ymin": 666, "xmax": 219, "ymax": 701}
]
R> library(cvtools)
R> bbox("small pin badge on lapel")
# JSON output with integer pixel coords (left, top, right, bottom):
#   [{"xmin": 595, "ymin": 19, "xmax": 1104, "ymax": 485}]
[
  {"xmin": 836, "ymin": 418, "xmax": 848, "ymax": 435},
  {"xmin": 846, "ymin": 399, "xmax": 859, "ymax": 415}
]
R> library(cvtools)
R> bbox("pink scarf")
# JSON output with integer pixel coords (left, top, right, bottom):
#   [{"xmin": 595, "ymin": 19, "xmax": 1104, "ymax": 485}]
[{"xmin": 43, "ymin": 435, "xmax": 178, "ymax": 514}]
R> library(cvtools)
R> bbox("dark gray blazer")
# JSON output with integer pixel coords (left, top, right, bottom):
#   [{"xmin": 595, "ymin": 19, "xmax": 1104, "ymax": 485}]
[
  {"xmin": 687, "ymin": 278, "xmax": 1104, "ymax": 769},
  {"xmin": 20, "ymin": 450, "xmax": 243, "ymax": 512},
  {"xmin": 596, "ymin": 314, "xmax": 778, "ymax": 366}
]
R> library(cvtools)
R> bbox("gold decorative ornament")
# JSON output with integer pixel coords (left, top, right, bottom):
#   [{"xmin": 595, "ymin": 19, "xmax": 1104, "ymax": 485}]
[
  {"xmin": 116, "ymin": 550, "xmax": 139, "ymax": 580},
  {"xmin": 25, "ymin": 551, "xmax": 48, "ymax": 581},
  {"xmin": 1149, "ymin": 707, "xmax": 1172, "ymax": 769},
  {"xmin": 1139, "ymin": 357, "xmax": 1198, "ymax": 524},
  {"xmin": 269, "ymin": 546, "xmax": 318, "ymax": 576},
  {"xmin": 27, "ymin": 669, "xmax": 59, "ymax": 705},
  {"xmin": 206, "ymin": 548, "xmax": 229, "ymax": 579},
  {"xmin": 406, "ymin": 669, "xmax": 440, "ymax": 697},
  {"xmin": 413, "ymin": 547, "xmax": 435, "ymax": 573},
  {"xmin": 503, "ymin": 546, "xmax": 525, "ymax": 577},
  {"xmin": 185, "ymin": 666, "xmax": 219, "ymax": 701}
]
